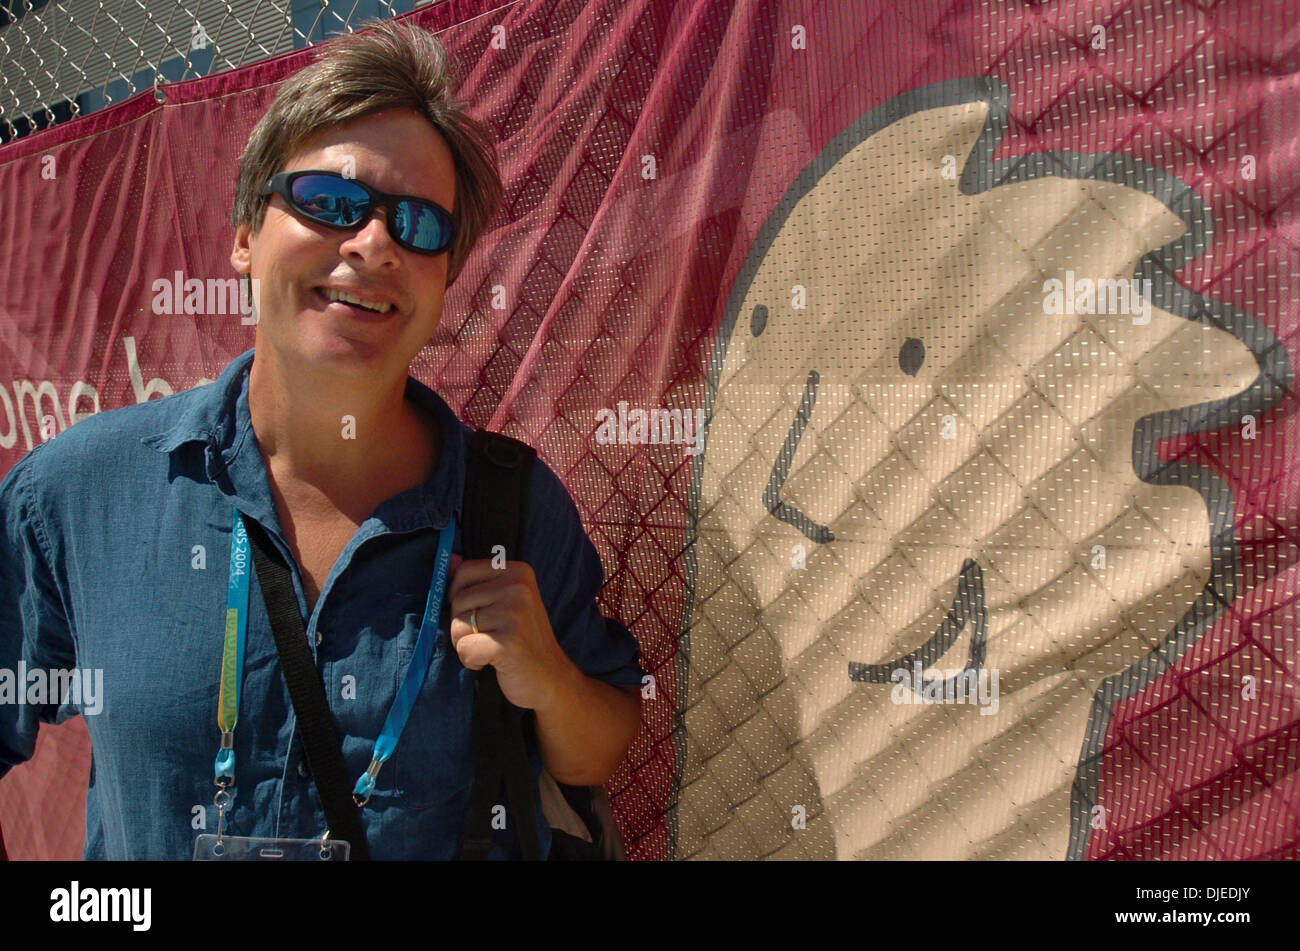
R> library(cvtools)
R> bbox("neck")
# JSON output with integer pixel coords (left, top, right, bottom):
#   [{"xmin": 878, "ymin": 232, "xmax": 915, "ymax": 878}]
[{"xmin": 247, "ymin": 347, "xmax": 435, "ymax": 505}]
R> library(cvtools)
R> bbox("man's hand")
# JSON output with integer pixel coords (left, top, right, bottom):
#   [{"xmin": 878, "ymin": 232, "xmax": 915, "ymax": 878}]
[
  {"xmin": 446, "ymin": 554, "xmax": 575, "ymax": 711},
  {"xmin": 446, "ymin": 554, "xmax": 641, "ymax": 786}
]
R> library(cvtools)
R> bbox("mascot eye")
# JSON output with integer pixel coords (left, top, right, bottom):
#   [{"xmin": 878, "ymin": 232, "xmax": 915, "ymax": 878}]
[
  {"xmin": 751, "ymin": 304, "xmax": 768, "ymax": 337},
  {"xmin": 900, "ymin": 337, "xmax": 925, "ymax": 376}
]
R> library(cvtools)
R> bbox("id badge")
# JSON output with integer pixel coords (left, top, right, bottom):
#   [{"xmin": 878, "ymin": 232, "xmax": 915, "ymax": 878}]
[{"xmin": 193, "ymin": 834, "xmax": 351, "ymax": 861}]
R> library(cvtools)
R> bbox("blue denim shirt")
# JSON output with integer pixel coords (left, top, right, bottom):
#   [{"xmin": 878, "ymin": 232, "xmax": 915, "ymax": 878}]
[{"xmin": 0, "ymin": 348, "xmax": 644, "ymax": 859}]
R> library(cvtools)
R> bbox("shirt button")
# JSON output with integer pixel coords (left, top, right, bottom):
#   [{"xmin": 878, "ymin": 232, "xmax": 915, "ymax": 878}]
[
  {"xmin": 315, "ymin": 631, "xmax": 323, "ymax": 646},
  {"xmin": 298, "ymin": 760, "xmax": 310, "ymax": 778}
]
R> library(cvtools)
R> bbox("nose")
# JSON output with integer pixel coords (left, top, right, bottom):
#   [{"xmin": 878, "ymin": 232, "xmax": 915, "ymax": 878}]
[
  {"xmin": 355, "ymin": 202, "xmax": 392, "ymax": 238},
  {"xmin": 900, "ymin": 338, "xmax": 925, "ymax": 376},
  {"xmin": 340, "ymin": 204, "xmax": 401, "ymax": 266}
]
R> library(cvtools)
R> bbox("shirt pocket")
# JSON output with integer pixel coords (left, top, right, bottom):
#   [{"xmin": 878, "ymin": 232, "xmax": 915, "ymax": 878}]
[{"xmin": 389, "ymin": 637, "xmax": 475, "ymax": 813}]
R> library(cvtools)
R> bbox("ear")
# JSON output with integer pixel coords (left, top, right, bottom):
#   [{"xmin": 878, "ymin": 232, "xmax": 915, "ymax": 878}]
[{"xmin": 230, "ymin": 222, "xmax": 253, "ymax": 277}]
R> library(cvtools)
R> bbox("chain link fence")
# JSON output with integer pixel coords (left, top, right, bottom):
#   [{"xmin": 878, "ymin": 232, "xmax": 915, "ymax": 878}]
[{"xmin": 0, "ymin": 0, "xmax": 432, "ymax": 142}]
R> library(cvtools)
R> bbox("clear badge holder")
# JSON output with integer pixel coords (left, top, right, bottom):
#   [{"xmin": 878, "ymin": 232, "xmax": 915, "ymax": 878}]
[
  {"xmin": 195, "ymin": 776, "xmax": 351, "ymax": 860},
  {"xmin": 193, "ymin": 833, "xmax": 350, "ymax": 861}
]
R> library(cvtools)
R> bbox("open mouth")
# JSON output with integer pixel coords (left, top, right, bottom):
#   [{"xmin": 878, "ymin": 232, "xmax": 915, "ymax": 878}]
[
  {"xmin": 314, "ymin": 286, "xmax": 396, "ymax": 320},
  {"xmin": 848, "ymin": 558, "xmax": 988, "ymax": 691}
]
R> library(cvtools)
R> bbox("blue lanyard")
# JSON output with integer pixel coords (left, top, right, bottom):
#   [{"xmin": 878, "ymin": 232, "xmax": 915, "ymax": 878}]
[
  {"xmin": 352, "ymin": 516, "xmax": 455, "ymax": 804},
  {"xmin": 214, "ymin": 509, "xmax": 251, "ymax": 785},
  {"xmin": 215, "ymin": 510, "xmax": 456, "ymax": 808}
]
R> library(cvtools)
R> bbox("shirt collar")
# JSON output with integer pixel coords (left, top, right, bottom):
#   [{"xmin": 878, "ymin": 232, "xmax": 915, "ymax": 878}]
[{"xmin": 140, "ymin": 347, "xmax": 465, "ymax": 532}]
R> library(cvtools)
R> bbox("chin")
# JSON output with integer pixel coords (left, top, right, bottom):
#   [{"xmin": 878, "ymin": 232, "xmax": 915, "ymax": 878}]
[{"xmin": 287, "ymin": 330, "xmax": 398, "ymax": 371}]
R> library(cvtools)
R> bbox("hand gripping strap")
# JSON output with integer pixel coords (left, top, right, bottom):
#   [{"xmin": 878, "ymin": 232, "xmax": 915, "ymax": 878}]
[{"xmin": 455, "ymin": 429, "xmax": 542, "ymax": 861}]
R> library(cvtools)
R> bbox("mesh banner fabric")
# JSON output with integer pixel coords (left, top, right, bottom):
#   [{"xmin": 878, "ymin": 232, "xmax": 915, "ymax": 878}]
[{"xmin": 1, "ymin": 0, "xmax": 1297, "ymax": 861}]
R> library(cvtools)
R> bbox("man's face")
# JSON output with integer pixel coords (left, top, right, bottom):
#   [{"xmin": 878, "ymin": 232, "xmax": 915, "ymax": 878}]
[{"xmin": 230, "ymin": 107, "xmax": 457, "ymax": 380}]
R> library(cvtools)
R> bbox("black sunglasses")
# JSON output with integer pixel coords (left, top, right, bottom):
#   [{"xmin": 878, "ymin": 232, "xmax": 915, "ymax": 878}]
[{"xmin": 260, "ymin": 169, "xmax": 456, "ymax": 255}]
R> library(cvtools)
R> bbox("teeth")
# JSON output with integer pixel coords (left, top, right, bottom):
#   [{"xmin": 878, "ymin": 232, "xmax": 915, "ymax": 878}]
[{"xmin": 323, "ymin": 288, "xmax": 392, "ymax": 313}]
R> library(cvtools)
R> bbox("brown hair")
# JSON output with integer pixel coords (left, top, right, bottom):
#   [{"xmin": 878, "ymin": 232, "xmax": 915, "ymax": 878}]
[{"xmin": 231, "ymin": 18, "xmax": 502, "ymax": 286}]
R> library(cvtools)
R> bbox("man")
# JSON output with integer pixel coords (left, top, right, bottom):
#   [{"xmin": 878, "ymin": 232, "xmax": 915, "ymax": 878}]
[{"xmin": 0, "ymin": 19, "xmax": 643, "ymax": 860}]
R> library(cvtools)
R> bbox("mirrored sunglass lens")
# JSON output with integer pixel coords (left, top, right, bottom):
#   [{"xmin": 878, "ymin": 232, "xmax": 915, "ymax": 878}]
[
  {"xmin": 395, "ymin": 201, "xmax": 451, "ymax": 251},
  {"xmin": 289, "ymin": 175, "xmax": 369, "ymax": 225}
]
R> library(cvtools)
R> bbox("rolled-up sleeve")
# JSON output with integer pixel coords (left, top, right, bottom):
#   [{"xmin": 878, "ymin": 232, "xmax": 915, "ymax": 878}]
[
  {"xmin": 0, "ymin": 447, "xmax": 78, "ymax": 780},
  {"xmin": 524, "ymin": 458, "xmax": 645, "ymax": 688}
]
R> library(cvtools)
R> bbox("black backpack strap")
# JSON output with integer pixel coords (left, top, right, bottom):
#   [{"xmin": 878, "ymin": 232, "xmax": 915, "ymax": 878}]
[
  {"xmin": 458, "ymin": 658, "xmax": 505, "ymax": 859},
  {"xmin": 455, "ymin": 429, "xmax": 542, "ymax": 861},
  {"xmin": 244, "ymin": 517, "xmax": 371, "ymax": 861}
]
